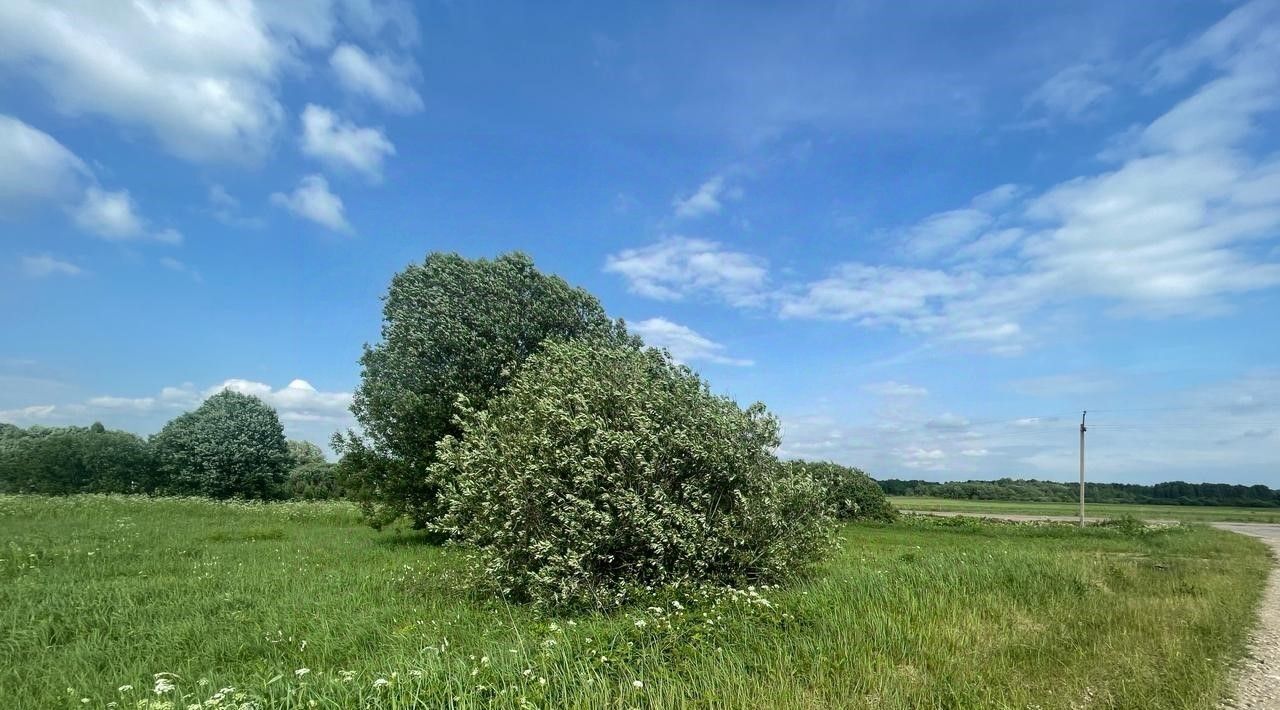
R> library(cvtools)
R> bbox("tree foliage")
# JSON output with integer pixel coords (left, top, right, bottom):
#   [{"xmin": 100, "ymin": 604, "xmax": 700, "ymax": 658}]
[
  {"xmin": 0, "ymin": 423, "xmax": 156, "ymax": 495},
  {"xmin": 433, "ymin": 339, "xmax": 831, "ymax": 610},
  {"xmin": 337, "ymin": 251, "xmax": 631, "ymax": 529},
  {"xmin": 880, "ymin": 477, "xmax": 1280, "ymax": 508},
  {"xmin": 287, "ymin": 440, "xmax": 327, "ymax": 468},
  {"xmin": 151, "ymin": 391, "xmax": 291, "ymax": 499},
  {"xmin": 790, "ymin": 460, "xmax": 897, "ymax": 522}
]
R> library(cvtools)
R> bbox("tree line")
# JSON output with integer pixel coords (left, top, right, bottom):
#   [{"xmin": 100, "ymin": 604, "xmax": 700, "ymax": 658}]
[
  {"xmin": 879, "ymin": 477, "xmax": 1280, "ymax": 508},
  {"xmin": 0, "ymin": 394, "xmax": 341, "ymax": 500}
]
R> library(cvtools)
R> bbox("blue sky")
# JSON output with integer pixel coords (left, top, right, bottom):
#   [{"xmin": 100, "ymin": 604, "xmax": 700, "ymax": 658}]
[{"xmin": 2, "ymin": 0, "xmax": 1278, "ymax": 485}]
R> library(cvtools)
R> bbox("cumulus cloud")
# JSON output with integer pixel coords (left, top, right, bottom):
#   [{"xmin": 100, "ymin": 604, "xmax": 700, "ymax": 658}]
[
  {"xmin": 0, "ymin": 114, "xmax": 87, "ymax": 213},
  {"xmin": 672, "ymin": 175, "xmax": 741, "ymax": 219},
  {"xmin": 604, "ymin": 237, "xmax": 768, "ymax": 306},
  {"xmin": 330, "ymin": 43, "xmax": 423, "ymax": 113},
  {"xmin": 299, "ymin": 104, "xmax": 395, "ymax": 181},
  {"xmin": 0, "ymin": 1, "xmax": 419, "ymax": 164},
  {"xmin": 271, "ymin": 174, "xmax": 351, "ymax": 233},
  {"xmin": 70, "ymin": 187, "xmax": 180, "ymax": 244},
  {"xmin": 21, "ymin": 255, "xmax": 82, "ymax": 278},
  {"xmin": 632, "ymin": 317, "xmax": 753, "ymax": 366}
]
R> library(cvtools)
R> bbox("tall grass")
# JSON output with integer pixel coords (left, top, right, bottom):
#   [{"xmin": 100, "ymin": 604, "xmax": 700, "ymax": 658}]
[{"xmin": 0, "ymin": 495, "xmax": 1269, "ymax": 708}]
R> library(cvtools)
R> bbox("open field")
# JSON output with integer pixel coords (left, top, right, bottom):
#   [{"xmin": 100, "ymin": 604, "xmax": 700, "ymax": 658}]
[
  {"xmin": 0, "ymin": 495, "xmax": 1271, "ymax": 709},
  {"xmin": 892, "ymin": 496, "xmax": 1280, "ymax": 524}
]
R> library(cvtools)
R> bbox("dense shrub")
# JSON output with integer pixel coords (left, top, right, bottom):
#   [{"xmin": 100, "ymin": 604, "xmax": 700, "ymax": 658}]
[
  {"xmin": 337, "ymin": 251, "xmax": 632, "ymax": 530},
  {"xmin": 151, "ymin": 391, "xmax": 291, "ymax": 499},
  {"xmin": 285, "ymin": 462, "xmax": 344, "ymax": 500},
  {"xmin": 287, "ymin": 440, "xmax": 327, "ymax": 468},
  {"xmin": 0, "ymin": 424, "xmax": 156, "ymax": 494},
  {"xmin": 433, "ymin": 339, "xmax": 832, "ymax": 610},
  {"xmin": 792, "ymin": 460, "xmax": 897, "ymax": 522}
]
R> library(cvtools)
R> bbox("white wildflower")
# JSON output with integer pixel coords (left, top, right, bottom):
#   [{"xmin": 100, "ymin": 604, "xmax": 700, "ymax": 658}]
[
  {"xmin": 153, "ymin": 677, "xmax": 176, "ymax": 695},
  {"xmin": 373, "ymin": 678, "xmax": 389, "ymax": 688},
  {"xmin": 633, "ymin": 680, "xmax": 644, "ymax": 689},
  {"xmin": 118, "ymin": 685, "xmax": 134, "ymax": 693},
  {"xmin": 294, "ymin": 668, "xmax": 310, "ymax": 678}
]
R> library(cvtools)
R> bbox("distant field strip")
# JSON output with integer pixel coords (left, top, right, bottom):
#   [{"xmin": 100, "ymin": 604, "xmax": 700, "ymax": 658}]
[
  {"xmin": 0, "ymin": 495, "xmax": 1270, "ymax": 709},
  {"xmin": 891, "ymin": 496, "xmax": 1280, "ymax": 523}
]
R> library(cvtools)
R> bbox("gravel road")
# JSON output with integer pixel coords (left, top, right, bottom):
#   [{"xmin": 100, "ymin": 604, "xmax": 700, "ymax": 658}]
[
  {"xmin": 1216, "ymin": 523, "xmax": 1280, "ymax": 710},
  {"xmin": 902, "ymin": 511, "xmax": 1279, "ymax": 708}
]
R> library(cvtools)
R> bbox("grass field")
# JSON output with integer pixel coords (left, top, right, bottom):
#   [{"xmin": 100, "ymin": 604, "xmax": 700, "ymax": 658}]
[
  {"xmin": 1, "ymin": 495, "xmax": 1271, "ymax": 709},
  {"xmin": 891, "ymin": 495, "xmax": 1280, "ymax": 524}
]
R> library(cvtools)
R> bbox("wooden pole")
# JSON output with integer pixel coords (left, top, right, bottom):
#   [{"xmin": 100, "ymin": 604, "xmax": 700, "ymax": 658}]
[{"xmin": 1079, "ymin": 410, "xmax": 1087, "ymax": 528}]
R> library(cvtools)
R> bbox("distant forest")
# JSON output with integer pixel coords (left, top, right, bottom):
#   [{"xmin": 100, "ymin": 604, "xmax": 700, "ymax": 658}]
[{"xmin": 878, "ymin": 478, "xmax": 1280, "ymax": 508}]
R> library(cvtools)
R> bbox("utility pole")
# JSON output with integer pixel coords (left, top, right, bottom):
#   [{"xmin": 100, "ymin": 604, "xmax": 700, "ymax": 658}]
[{"xmin": 1078, "ymin": 410, "xmax": 1087, "ymax": 528}]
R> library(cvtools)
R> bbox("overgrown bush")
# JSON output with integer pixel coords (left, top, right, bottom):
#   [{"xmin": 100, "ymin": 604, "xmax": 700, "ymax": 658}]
[
  {"xmin": 0, "ymin": 423, "xmax": 156, "ymax": 494},
  {"xmin": 284, "ymin": 461, "xmax": 345, "ymax": 500},
  {"xmin": 337, "ymin": 251, "xmax": 632, "ymax": 530},
  {"xmin": 151, "ymin": 391, "xmax": 291, "ymax": 499},
  {"xmin": 791, "ymin": 460, "xmax": 897, "ymax": 522},
  {"xmin": 433, "ymin": 339, "xmax": 832, "ymax": 610}
]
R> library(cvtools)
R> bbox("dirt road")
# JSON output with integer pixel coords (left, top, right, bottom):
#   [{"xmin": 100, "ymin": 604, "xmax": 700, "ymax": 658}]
[
  {"xmin": 1216, "ymin": 523, "xmax": 1280, "ymax": 710},
  {"xmin": 903, "ymin": 511, "xmax": 1280, "ymax": 709}
]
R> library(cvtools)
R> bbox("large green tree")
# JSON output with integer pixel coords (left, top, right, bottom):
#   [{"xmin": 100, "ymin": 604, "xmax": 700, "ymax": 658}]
[
  {"xmin": 336, "ymin": 251, "xmax": 630, "ymax": 529},
  {"xmin": 151, "ymin": 391, "xmax": 291, "ymax": 499}
]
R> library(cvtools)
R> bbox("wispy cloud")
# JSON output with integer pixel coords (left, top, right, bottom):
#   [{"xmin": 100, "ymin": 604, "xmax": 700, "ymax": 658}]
[{"xmin": 632, "ymin": 317, "xmax": 753, "ymax": 366}]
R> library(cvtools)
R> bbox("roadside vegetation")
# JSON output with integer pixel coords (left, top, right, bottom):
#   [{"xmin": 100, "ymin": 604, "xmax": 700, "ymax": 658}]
[
  {"xmin": 1, "ymin": 495, "xmax": 1268, "ymax": 709},
  {"xmin": 894, "ymin": 496, "xmax": 1280, "ymax": 524},
  {"xmin": 881, "ymin": 477, "xmax": 1280, "ymax": 508}
]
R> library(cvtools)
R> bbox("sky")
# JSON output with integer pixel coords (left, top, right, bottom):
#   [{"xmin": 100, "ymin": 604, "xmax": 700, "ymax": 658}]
[{"xmin": 1, "ymin": 0, "xmax": 1278, "ymax": 486}]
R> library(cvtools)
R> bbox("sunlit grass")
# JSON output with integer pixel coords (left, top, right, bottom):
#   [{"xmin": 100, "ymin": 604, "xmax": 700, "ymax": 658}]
[
  {"xmin": 891, "ymin": 495, "xmax": 1280, "ymax": 523},
  {"xmin": 0, "ymin": 495, "xmax": 1269, "ymax": 708}
]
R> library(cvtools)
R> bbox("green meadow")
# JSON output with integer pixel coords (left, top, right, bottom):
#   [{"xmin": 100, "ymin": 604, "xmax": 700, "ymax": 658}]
[{"xmin": 1, "ymin": 495, "xmax": 1270, "ymax": 709}]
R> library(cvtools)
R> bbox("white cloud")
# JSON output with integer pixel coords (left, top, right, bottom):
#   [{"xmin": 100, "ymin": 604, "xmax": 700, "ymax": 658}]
[
  {"xmin": 87, "ymin": 395, "xmax": 156, "ymax": 412},
  {"xmin": 604, "ymin": 237, "xmax": 768, "ymax": 306},
  {"xmin": 22, "ymin": 255, "xmax": 82, "ymax": 278},
  {"xmin": 61, "ymin": 378, "xmax": 353, "ymax": 423},
  {"xmin": 779, "ymin": 264, "xmax": 978, "ymax": 324},
  {"xmin": 1028, "ymin": 63, "xmax": 1112, "ymax": 120},
  {"xmin": 897, "ymin": 447, "xmax": 946, "ymax": 470},
  {"xmin": 70, "ymin": 187, "xmax": 180, "ymax": 244},
  {"xmin": 0, "ymin": 1, "xmax": 289, "ymax": 163},
  {"xmin": 961, "ymin": 448, "xmax": 989, "ymax": 457},
  {"xmin": 330, "ymin": 43, "xmax": 423, "ymax": 113},
  {"xmin": 208, "ymin": 378, "xmax": 353, "ymax": 422},
  {"xmin": 672, "ymin": 175, "xmax": 741, "ymax": 219},
  {"xmin": 299, "ymin": 104, "xmax": 395, "ymax": 181},
  {"xmin": 0, "ymin": 114, "xmax": 87, "ymax": 212},
  {"xmin": 271, "ymin": 174, "xmax": 352, "ymax": 232},
  {"xmin": 71, "ymin": 188, "xmax": 144, "ymax": 240},
  {"xmin": 697, "ymin": 3, "xmax": 1280, "ymax": 354},
  {"xmin": 0, "ymin": 404, "xmax": 57, "ymax": 421},
  {"xmin": 632, "ymin": 317, "xmax": 753, "ymax": 366},
  {"xmin": 864, "ymin": 381, "xmax": 928, "ymax": 398},
  {"xmin": 0, "ymin": 1, "xmax": 419, "ymax": 164},
  {"xmin": 899, "ymin": 184, "xmax": 1023, "ymax": 259},
  {"xmin": 925, "ymin": 413, "xmax": 970, "ymax": 432}
]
